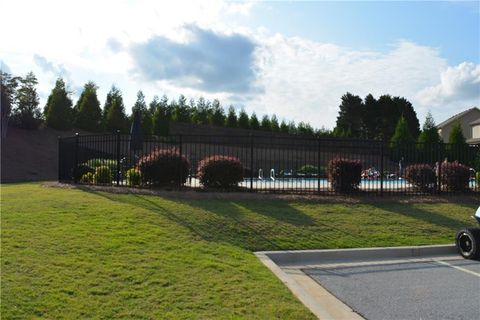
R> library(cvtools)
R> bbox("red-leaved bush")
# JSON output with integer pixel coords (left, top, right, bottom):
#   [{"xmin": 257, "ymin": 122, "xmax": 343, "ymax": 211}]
[
  {"xmin": 405, "ymin": 164, "xmax": 436, "ymax": 192},
  {"xmin": 137, "ymin": 148, "xmax": 190, "ymax": 186},
  {"xmin": 327, "ymin": 158, "xmax": 362, "ymax": 193},
  {"xmin": 440, "ymin": 161, "xmax": 470, "ymax": 191},
  {"xmin": 197, "ymin": 155, "xmax": 244, "ymax": 188}
]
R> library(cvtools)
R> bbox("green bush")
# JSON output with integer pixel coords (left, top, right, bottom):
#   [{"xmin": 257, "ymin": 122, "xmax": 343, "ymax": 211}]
[
  {"xmin": 405, "ymin": 164, "xmax": 436, "ymax": 192},
  {"xmin": 197, "ymin": 155, "xmax": 244, "ymax": 188},
  {"xmin": 440, "ymin": 161, "xmax": 470, "ymax": 192},
  {"xmin": 85, "ymin": 158, "xmax": 118, "ymax": 173},
  {"xmin": 74, "ymin": 164, "xmax": 95, "ymax": 181},
  {"xmin": 327, "ymin": 158, "xmax": 362, "ymax": 193},
  {"xmin": 126, "ymin": 168, "xmax": 142, "ymax": 187},
  {"xmin": 93, "ymin": 166, "xmax": 112, "ymax": 184},
  {"xmin": 476, "ymin": 172, "xmax": 480, "ymax": 186},
  {"xmin": 298, "ymin": 164, "xmax": 323, "ymax": 176},
  {"xmin": 137, "ymin": 148, "xmax": 189, "ymax": 186},
  {"xmin": 80, "ymin": 172, "xmax": 94, "ymax": 184}
]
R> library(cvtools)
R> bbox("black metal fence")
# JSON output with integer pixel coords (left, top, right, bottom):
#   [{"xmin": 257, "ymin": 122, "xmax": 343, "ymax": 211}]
[{"xmin": 58, "ymin": 132, "xmax": 480, "ymax": 195}]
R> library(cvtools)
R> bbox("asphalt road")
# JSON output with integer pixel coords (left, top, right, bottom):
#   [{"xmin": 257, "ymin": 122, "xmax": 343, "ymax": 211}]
[{"xmin": 305, "ymin": 258, "xmax": 480, "ymax": 320}]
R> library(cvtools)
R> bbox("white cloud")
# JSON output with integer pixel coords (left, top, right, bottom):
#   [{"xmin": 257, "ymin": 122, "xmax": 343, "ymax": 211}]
[
  {"xmin": 250, "ymin": 36, "xmax": 448, "ymax": 127},
  {"xmin": 1, "ymin": 0, "xmax": 476, "ymax": 129},
  {"xmin": 416, "ymin": 62, "xmax": 480, "ymax": 106}
]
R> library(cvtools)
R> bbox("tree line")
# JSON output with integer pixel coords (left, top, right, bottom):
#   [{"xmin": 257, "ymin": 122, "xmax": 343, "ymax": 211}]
[
  {"xmin": 1, "ymin": 71, "xmax": 330, "ymax": 137},
  {"xmin": 0, "ymin": 71, "xmax": 468, "ymax": 147}
]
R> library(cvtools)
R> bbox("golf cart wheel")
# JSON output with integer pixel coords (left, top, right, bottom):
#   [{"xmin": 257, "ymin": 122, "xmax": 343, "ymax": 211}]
[{"xmin": 456, "ymin": 228, "xmax": 480, "ymax": 260}]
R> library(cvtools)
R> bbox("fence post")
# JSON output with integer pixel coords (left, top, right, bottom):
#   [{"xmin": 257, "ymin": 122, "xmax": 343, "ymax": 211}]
[
  {"xmin": 73, "ymin": 133, "xmax": 79, "ymax": 183},
  {"xmin": 58, "ymin": 136, "xmax": 61, "ymax": 182},
  {"xmin": 380, "ymin": 141, "xmax": 384, "ymax": 197},
  {"xmin": 179, "ymin": 134, "xmax": 183, "ymax": 190},
  {"xmin": 116, "ymin": 130, "xmax": 120, "ymax": 186},
  {"xmin": 317, "ymin": 138, "xmax": 321, "ymax": 194},
  {"xmin": 437, "ymin": 143, "xmax": 442, "ymax": 194},
  {"xmin": 250, "ymin": 134, "xmax": 254, "ymax": 191}
]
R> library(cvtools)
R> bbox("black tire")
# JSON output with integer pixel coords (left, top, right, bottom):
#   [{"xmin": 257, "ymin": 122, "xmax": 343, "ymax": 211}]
[{"xmin": 456, "ymin": 228, "xmax": 480, "ymax": 260}]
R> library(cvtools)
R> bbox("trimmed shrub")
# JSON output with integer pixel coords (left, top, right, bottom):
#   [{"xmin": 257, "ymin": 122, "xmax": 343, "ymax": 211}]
[
  {"xmin": 476, "ymin": 172, "xmax": 480, "ymax": 187},
  {"xmin": 126, "ymin": 168, "xmax": 142, "ymax": 187},
  {"xmin": 74, "ymin": 164, "xmax": 94, "ymax": 181},
  {"xmin": 197, "ymin": 155, "xmax": 244, "ymax": 188},
  {"xmin": 440, "ymin": 161, "xmax": 470, "ymax": 191},
  {"xmin": 405, "ymin": 164, "xmax": 436, "ymax": 192},
  {"xmin": 327, "ymin": 158, "xmax": 362, "ymax": 193},
  {"xmin": 85, "ymin": 158, "xmax": 118, "ymax": 172},
  {"xmin": 80, "ymin": 172, "xmax": 94, "ymax": 184},
  {"xmin": 93, "ymin": 166, "xmax": 112, "ymax": 184},
  {"xmin": 298, "ymin": 164, "xmax": 318, "ymax": 175},
  {"xmin": 137, "ymin": 148, "xmax": 189, "ymax": 186}
]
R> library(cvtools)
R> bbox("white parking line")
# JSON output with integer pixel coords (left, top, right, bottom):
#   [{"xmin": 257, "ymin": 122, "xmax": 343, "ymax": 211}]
[{"xmin": 434, "ymin": 259, "xmax": 480, "ymax": 278}]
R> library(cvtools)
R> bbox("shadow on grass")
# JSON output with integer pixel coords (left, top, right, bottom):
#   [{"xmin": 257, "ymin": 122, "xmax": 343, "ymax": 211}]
[{"xmin": 368, "ymin": 202, "xmax": 469, "ymax": 230}]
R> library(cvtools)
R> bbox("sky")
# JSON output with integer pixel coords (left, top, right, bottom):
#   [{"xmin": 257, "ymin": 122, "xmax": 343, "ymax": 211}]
[{"xmin": 1, "ymin": 0, "xmax": 479, "ymax": 130}]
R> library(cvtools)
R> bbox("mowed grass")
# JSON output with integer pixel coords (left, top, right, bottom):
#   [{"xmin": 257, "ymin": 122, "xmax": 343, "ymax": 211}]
[{"xmin": 1, "ymin": 183, "xmax": 477, "ymax": 319}]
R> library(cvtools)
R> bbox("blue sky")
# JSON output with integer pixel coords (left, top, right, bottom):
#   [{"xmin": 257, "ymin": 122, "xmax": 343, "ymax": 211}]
[
  {"xmin": 1, "ymin": 0, "xmax": 479, "ymax": 129},
  {"xmin": 240, "ymin": 1, "xmax": 479, "ymax": 65}
]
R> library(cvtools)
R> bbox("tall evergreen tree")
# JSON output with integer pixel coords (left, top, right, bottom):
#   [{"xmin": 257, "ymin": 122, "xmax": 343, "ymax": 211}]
[
  {"xmin": 260, "ymin": 115, "xmax": 271, "ymax": 131},
  {"xmin": 297, "ymin": 122, "xmax": 315, "ymax": 136},
  {"xmin": 75, "ymin": 82, "xmax": 102, "ymax": 132},
  {"xmin": 448, "ymin": 122, "xmax": 467, "ymax": 146},
  {"xmin": 237, "ymin": 108, "xmax": 250, "ymax": 129},
  {"xmin": 44, "ymin": 78, "xmax": 73, "ymax": 130},
  {"xmin": 249, "ymin": 112, "xmax": 260, "ymax": 130},
  {"xmin": 12, "ymin": 72, "xmax": 42, "ymax": 129},
  {"xmin": 270, "ymin": 115, "xmax": 280, "ymax": 132},
  {"xmin": 149, "ymin": 95, "xmax": 159, "ymax": 115},
  {"xmin": 287, "ymin": 121, "xmax": 297, "ymax": 134},
  {"xmin": 334, "ymin": 92, "xmax": 363, "ymax": 138},
  {"xmin": 103, "ymin": 86, "xmax": 128, "ymax": 133},
  {"xmin": 279, "ymin": 120, "xmax": 289, "ymax": 133},
  {"xmin": 362, "ymin": 93, "xmax": 381, "ymax": 139},
  {"xmin": 209, "ymin": 99, "xmax": 225, "ymax": 126},
  {"xmin": 447, "ymin": 121, "xmax": 468, "ymax": 163},
  {"xmin": 225, "ymin": 106, "xmax": 238, "ymax": 128},
  {"xmin": 172, "ymin": 94, "xmax": 191, "ymax": 123},
  {"xmin": 192, "ymin": 97, "xmax": 210, "ymax": 125},
  {"xmin": 0, "ymin": 72, "xmax": 19, "ymax": 137},
  {"xmin": 418, "ymin": 112, "xmax": 442, "ymax": 144},
  {"xmin": 131, "ymin": 90, "xmax": 153, "ymax": 135},
  {"xmin": 152, "ymin": 95, "xmax": 170, "ymax": 136},
  {"xmin": 390, "ymin": 116, "xmax": 415, "ymax": 145}
]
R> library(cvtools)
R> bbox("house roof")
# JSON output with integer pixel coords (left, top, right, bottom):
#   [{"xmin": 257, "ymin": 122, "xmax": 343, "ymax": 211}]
[
  {"xmin": 436, "ymin": 107, "xmax": 480, "ymax": 128},
  {"xmin": 469, "ymin": 118, "xmax": 480, "ymax": 126}
]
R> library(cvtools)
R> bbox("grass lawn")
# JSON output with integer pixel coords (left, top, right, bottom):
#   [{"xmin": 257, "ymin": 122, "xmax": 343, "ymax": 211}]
[{"xmin": 1, "ymin": 183, "xmax": 477, "ymax": 319}]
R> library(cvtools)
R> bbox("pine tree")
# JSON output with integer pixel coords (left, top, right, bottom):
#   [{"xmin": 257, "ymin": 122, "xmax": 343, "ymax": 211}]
[
  {"xmin": 103, "ymin": 86, "xmax": 128, "ymax": 133},
  {"xmin": 287, "ymin": 121, "xmax": 297, "ymax": 134},
  {"xmin": 279, "ymin": 120, "xmax": 289, "ymax": 133},
  {"xmin": 334, "ymin": 92, "xmax": 363, "ymax": 138},
  {"xmin": 418, "ymin": 112, "xmax": 441, "ymax": 144},
  {"xmin": 1, "ymin": 72, "xmax": 19, "ymax": 137},
  {"xmin": 209, "ymin": 99, "xmax": 225, "ymax": 126},
  {"xmin": 152, "ymin": 95, "xmax": 170, "ymax": 136},
  {"xmin": 225, "ymin": 106, "xmax": 238, "ymax": 128},
  {"xmin": 12, "ymin": 72, "xmax": 42, "ymax": 129},
  {"xmin": 260, "ymin": 115, "xmax": 271, "ymax": 131},
  {"xmin": 131, "ymin": 90, "xmax": 152, "ymax": 135},
  {"xmin": 192, "ymin": 97, "xmax": 210, "ymax": 125},
  {"xmin": 172, "ymin": 94, "xmax": 191, "ymax": 123},
  {"xmin": 237, "ymin": 109, "xmax": 250, "ymax": 129},
  {"xmin": 448, "ymin": 122, "xmax": 467, "ymax": 146},
  {"xmin": 75, "ymin": 82, "xmax": 102, "ymax": 132},
  {"xmin": 44, "ymin": 78, "xmax": 73, "ymax": 130},
  {"xmin": 249, "ymin": 112, "xmax": 260, "ymax": 130},
  {"xmin": 390, "ymin": 116, "xmax": 415, "ymax": 145},
  {"xmin": 270, "ymin": 115, "xmax": 280, "ymax": 132}
]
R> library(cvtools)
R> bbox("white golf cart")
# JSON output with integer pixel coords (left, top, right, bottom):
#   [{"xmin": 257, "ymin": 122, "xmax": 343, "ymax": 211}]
[{"xmin": 456, "ymin": 206, "xmax": 480, "ymax": 260}]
